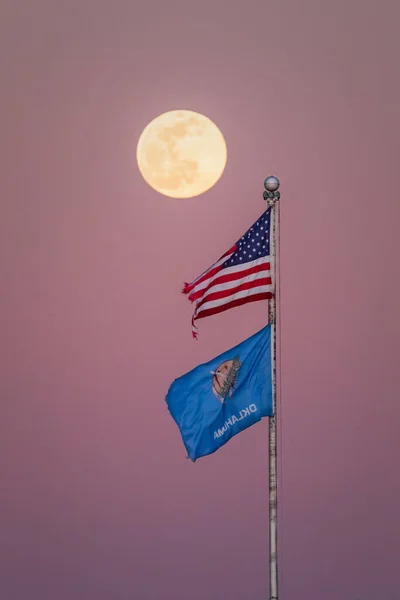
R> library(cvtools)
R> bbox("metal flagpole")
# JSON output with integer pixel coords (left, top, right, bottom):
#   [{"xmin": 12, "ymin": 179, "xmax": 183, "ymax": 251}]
[{"xmin": 263, "ymin": 176, "xmax": 280, "ymax": 600}]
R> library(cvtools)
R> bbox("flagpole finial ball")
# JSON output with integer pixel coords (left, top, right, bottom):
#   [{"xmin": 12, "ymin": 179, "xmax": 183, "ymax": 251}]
[{"xmin": 264, "ymin": 176, "xmax": 280, "ymax": 192}]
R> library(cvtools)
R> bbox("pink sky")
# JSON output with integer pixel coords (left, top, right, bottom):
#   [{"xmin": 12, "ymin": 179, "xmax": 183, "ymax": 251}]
[{"xmin": 1, "ymin": 1, "xmax": 399, "ymax": 599}]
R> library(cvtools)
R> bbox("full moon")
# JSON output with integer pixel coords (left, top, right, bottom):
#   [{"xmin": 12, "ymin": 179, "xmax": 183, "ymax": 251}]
[{"xmin": 136, "ymin": 110, "xmax": 227, "ymax": 198}]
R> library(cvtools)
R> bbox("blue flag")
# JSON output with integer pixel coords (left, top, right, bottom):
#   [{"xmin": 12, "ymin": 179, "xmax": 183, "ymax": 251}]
[{"xmin": 166, "ymin": 325, "xmax": 273, "ymax": 461}]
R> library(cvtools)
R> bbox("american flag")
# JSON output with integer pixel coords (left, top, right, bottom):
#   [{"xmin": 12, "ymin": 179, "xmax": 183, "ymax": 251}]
[{"xmin": 183, "ymin": 208, "xmax": 274, "ymax": 338}]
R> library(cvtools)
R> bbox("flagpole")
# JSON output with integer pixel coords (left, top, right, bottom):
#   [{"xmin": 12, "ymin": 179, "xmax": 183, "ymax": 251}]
[{"xmin": 264, "ymin": 176, "xmax": 280, "ymax": 600}]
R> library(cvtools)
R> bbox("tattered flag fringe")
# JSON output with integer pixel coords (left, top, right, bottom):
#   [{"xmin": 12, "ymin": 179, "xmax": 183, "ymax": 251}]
[
  {"xmin": 182, "ymin": 282, "xmax": 191, "ymax": 295},
  {"xmin": 191, "ymin": 317, "xmax": 198, "ymax": 340}
]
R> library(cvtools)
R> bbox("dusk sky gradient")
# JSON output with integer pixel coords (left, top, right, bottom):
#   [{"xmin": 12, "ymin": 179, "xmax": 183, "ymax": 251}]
[{"xmin": 1, "ymin": 1, "xmax": 400, "ymax": 599}]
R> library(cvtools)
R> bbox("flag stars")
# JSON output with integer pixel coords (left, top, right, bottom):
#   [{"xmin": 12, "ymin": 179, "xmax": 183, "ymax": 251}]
[{"xmin": 222, "ymin": 209, "xmax": 271, "ymax": 267}]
